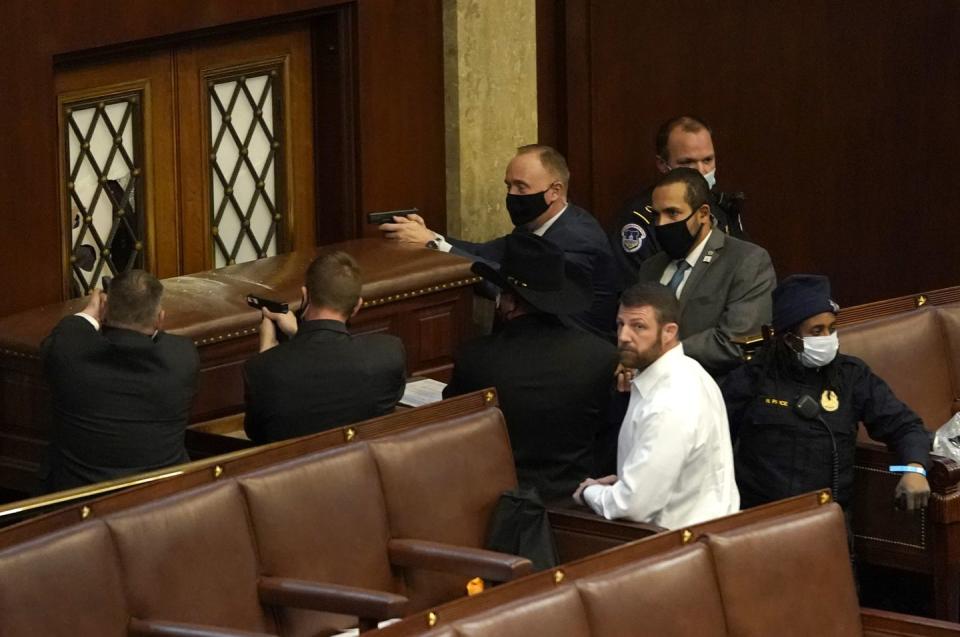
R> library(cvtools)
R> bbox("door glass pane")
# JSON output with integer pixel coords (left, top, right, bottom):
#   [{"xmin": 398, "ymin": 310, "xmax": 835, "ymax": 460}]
[
  {"xmin": 208, "ymin": 68, "xmax": 283, "ymax": 268},
  {"xmin": 63, "ymin": 93, "xmax": 145, "ymax": 296}
]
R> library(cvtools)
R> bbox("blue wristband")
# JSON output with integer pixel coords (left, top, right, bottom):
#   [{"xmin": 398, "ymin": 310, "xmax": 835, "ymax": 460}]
[{"xmin": 889, "ymin": 465, "xmax": 927, "ymax": 477}]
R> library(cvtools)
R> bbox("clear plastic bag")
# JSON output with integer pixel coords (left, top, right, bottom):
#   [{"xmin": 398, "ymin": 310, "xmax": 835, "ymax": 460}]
[{"xmin": 933, "ymin": 412, "xmax": 960, "ymax": 463}]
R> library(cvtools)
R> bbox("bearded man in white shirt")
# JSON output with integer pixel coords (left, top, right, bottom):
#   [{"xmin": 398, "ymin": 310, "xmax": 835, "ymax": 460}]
[{"xmin": 573, "ymin": 281, "xmax": 739, "ymax": 529}]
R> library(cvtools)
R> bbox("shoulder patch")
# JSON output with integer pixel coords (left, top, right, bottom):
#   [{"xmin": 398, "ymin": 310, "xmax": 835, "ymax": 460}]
[{"xmin": 620, "ymin": 223, "xmax": 647, "ymax": 253}]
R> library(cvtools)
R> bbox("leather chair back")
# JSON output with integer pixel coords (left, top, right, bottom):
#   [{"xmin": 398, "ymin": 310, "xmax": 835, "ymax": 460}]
[
  {"xmin": 105, "ymin": 481, "xmax": 276, "ymax": 633},
  {"xmin": 451, "ymin": 587, "xmax": 590, "ymax": 637},
  {"xmin": 369, "ymin": 410, "xmax": 518, "ymax": 610},
  {"xmin": 840, "ymin": 308, "xmax": 954, "ymax": 430},
  {"xmin": 240, "ymin": 445, "xmax": 398, "ymax": 637},
  {"xmin": 0, "ymin": 521, "xmax": 129, "ymax": 636},
  {"xmin": 706, "ymin": 504, "xmax": 861, "ymax": 637},
  {"xmin": 937, "ymin": 303, "xmax": 960, "ymax": 416},
  {"xmin": 576, "ymin": 544, "xmax": 727, "ymax": 637}
]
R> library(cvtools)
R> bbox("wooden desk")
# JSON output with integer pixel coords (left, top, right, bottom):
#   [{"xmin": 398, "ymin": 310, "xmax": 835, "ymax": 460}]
[{"xmin": 0, "ymin": 238, "xmax": 478, "ymax": 498}]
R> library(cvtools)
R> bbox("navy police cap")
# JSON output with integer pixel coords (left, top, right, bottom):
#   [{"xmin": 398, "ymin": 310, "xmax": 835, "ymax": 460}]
[{"xmin": 772, "ymin": 274, "xmax": 840, "ymax": 333}]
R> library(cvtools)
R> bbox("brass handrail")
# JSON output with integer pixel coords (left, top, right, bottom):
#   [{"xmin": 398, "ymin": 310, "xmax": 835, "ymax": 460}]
[{"xmin": 0, "ymin": 443, "xmax": 270, "ymax": 521}]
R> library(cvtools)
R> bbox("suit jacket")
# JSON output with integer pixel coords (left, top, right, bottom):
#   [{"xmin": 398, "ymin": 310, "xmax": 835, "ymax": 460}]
[
  {"xmin": 41, "ymin": 315, "xmax": 199, "ymax": 492},
  {"xmin": 243, "ymin": 319, "xmax": 406, "ymax": 444},
  {"xmin": 447, "ymin": 204, "xmax": 621, "ymax": 340},
  {"xmin": 638, "ymin": 230, "xmax": 775, "ymax": 377},
  {"xmin": 443, "ymin": 313, "xmax": 619, "ymax": 502}
]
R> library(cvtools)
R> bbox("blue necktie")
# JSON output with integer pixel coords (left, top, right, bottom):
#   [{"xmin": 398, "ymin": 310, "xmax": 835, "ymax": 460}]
[{"xmin": 666, "ymin": 260, "xmax": 691, "ymax": 296}]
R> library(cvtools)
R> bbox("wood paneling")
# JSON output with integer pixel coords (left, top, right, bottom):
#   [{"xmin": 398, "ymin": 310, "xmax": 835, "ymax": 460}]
[
  {"xmin": 355, "ymin": 0, "xmax": 446, "ymax": 239},
  {"xmin": 0, "ymin": 0, "xmax": 445, "ymax": 315},
  {"xmin": 543, "ymin": 0, "xmax": 960, "ymax": 306}
]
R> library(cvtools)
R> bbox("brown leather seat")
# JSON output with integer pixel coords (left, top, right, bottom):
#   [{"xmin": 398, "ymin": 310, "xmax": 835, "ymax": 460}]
[
  {"xmin": 240, "ymin": 445, "xmax": 400, "ymax": 637},
  {"xmin": 105, "ymin": 481, "xmax": 277, "ymax": 634},
  {"xmin": 840, "ymin": 308, "xmax": 954, "ymax": 431},
  {"xmin": 576, "ymin": 544, "xmax": 727, "ymax": 637},
  {"xmin": 452, "ymin": 587, "xmax": 591, "ymax": 637},
  {"xmin": 369, "ymin": 411, "xmax": 519, "ymax": 610},
  {"xmin": 0, "ymin": 521, "xmax": 129, "ymax": 636},
  {"xmin": 706, "ymin": 505, "xmax": 861, "ymax": 637},
  {"xmin": 368, "ymin": 502, "xmax": 893, "ymax": 637}
]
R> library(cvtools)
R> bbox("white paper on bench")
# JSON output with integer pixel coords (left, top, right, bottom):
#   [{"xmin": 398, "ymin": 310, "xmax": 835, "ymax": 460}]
[{"xmin": 400, "ymin": 378, "xmax": 447, "ymax": 407}]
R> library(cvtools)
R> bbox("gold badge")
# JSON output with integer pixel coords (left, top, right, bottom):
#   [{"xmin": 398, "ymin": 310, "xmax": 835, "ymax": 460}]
[{"xmin": 821, "ymin": 390, "xmax": 839, "ymax": 412}]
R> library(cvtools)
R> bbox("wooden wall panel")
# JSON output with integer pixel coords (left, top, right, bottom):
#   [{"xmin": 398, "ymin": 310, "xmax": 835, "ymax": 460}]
[
  {"xmin": 0, "ymin": 0, "xmax": 445, "ymax": 315},
  {"xmin": 543, "ymin": 0, "xmax": 960, "ymax": 306},
  {"xmin": 355, "ymin": 0, "xmax": 447, "ymax": 240}
]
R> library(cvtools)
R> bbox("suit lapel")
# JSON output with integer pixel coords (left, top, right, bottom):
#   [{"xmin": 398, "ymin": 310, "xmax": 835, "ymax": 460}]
[{"xmin": 678, "ymin": 230, "xmax": 725, "ymax": 306}]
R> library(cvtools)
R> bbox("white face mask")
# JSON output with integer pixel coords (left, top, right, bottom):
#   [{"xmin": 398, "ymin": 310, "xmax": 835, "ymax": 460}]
[
  {"xmin": 798, "ymin": 332, "xmax": 839, "ymax": 368},
  {"xmin": 703, "ymin": 169, "xmax": 717, "ymax": 189}
]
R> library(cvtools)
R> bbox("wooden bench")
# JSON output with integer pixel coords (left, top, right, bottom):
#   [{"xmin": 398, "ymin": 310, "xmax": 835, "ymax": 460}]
[
  {"xmin": 0, "ymin": 390, "xmax": 528, "ymax": 636},
  {"xmin": 367, "ymin": 499, "xmax": 960, "ymax": 637},
  {"xmin": 0, "ymin": 238, "xmax": 479, "ymax": 499}
]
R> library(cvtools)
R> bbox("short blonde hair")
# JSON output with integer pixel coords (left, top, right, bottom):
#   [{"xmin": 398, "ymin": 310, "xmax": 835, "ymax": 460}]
[{"xmin": 516, "ymin": 144, "xmax": 570, "ymax": 187}]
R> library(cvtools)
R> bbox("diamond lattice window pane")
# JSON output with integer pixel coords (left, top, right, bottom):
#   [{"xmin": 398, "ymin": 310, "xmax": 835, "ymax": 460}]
[
  {"xmin": 63, "ymin": 94, "xmax": 145, "ymax": 297},
  {"xmin": 209, "ymin": 69, "xmax": 283, "ymax": 268}
]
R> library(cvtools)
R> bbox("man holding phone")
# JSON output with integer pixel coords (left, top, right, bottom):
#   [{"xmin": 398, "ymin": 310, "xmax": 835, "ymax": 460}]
[{"xmin": 242, "ymin": 250, "xmax": 406, "ymax": 443}]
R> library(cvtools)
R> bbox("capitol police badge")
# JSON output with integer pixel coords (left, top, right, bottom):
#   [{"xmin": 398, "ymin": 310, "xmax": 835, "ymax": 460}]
[
  {"xmin": 621, "ymin": 223, "xmax": 646, "ymax": 253},
  {"xmin": 820, "ymin": 390, "xmax": 839, "ymax": 412}
]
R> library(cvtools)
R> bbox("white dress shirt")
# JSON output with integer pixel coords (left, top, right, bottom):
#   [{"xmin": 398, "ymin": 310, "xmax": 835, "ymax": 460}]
[
  {"xmin": 583, "ymin": 343, "xmax": 739, "ymax": 529},
  {"xmin": 658, "ymin": 230, "xmax": 713, "ymax": 297}
]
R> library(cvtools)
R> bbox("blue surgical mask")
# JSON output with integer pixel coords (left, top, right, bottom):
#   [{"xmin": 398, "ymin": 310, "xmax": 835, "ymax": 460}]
[
  {"xmin": 799, "ymin": 332, "xmax": 839, "ymax": 368},
  {"xmin": 703, "ymin": 169, "xmax": 717, "ymax": 189}
]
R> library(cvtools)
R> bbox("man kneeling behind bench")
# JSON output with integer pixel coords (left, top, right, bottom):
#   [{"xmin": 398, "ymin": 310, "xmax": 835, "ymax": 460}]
[
  {"xmin": 243, "ymin": 250, "xmax": 407, "ymax": 443},
  {"xmin": 42, "ymin": 270, "xmax": 199, "ymax": 492},
  {"xmin": 574, "ymin": 281, "xmax": 740, "ymax": 529}
]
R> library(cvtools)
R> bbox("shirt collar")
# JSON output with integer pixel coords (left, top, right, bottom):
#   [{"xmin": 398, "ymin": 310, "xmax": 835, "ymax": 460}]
[
  {"xmin": 632, "ymin": 343, "xmax": 685, "ymax": 398},
  {"xmin": 532, "ymin": 203, "xmax": 568, "ymax": 236},
  {"xmin": 296, "ymin": 319, "xmax": 349, "ymax": 337}
]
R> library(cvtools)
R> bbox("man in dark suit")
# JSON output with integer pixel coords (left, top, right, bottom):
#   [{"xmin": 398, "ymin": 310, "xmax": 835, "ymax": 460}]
[
  {"xmin": 243, "ymin": 250, "xmax": 406, "ymax": 444},
  {"xmin": 637, "ymin": 168, "xmax": 775, "ymax": 378},
  {"xmin": 443, "ymin": 233, "xmax": 619, "ymax": 502},
  {"xmin": 380, "ymin": 145, "xmax": 620, "ymax": 340},
  {"xmin": 41, "ymin": 270, "xmax": 199, "ymax": 492}
]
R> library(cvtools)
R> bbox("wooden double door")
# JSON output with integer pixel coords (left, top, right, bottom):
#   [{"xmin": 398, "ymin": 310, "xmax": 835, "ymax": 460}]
[{"xmin": 55, "ymin": 20, "xmax": 334, "ymax": 297}]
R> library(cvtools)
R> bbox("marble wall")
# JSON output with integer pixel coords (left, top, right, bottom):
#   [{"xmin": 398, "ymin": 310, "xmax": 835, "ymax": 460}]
[{"xmin": 443, "ymin": 0, "xmax": 538, "ymax": 241}]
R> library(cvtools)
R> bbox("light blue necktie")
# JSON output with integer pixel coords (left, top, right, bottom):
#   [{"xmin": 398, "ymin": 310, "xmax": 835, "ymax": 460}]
[{"xmin": 666, "ymin": 260, "xmax": 691, "ymax": 296}]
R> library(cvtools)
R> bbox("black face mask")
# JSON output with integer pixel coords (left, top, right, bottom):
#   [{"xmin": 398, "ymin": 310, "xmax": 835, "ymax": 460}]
[
  {"xmin": 506, "ymin": 190, "xmax": 551, "ymax": 227},
  {"xmin": 654, "ymin": 210, "xmax": 702, "ymax": 260}
]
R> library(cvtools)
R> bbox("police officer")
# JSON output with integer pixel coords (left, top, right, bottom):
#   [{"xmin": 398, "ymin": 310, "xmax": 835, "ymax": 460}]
[
  {"xmin": 609, "ymin": 115, "xmax": 747, "ymax": 284},
  {"xmin": 721, "ymin": 274, "xmax": 931, "ymax": 511}
]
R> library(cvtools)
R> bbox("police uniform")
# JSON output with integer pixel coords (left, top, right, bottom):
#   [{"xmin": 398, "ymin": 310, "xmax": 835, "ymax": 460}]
[
  {"xmin": 722, "ymin": 350, "xmax": 930, "ymax": 508},
  {"xmin": 608, "ymin": 186, "xmax": 747, "ymax": 284}
]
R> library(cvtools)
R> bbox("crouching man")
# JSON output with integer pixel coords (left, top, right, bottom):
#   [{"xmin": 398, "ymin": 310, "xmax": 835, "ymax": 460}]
[{"xmin": 574, "ymin": 282, "xmax": 739, "ymax": 528}]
